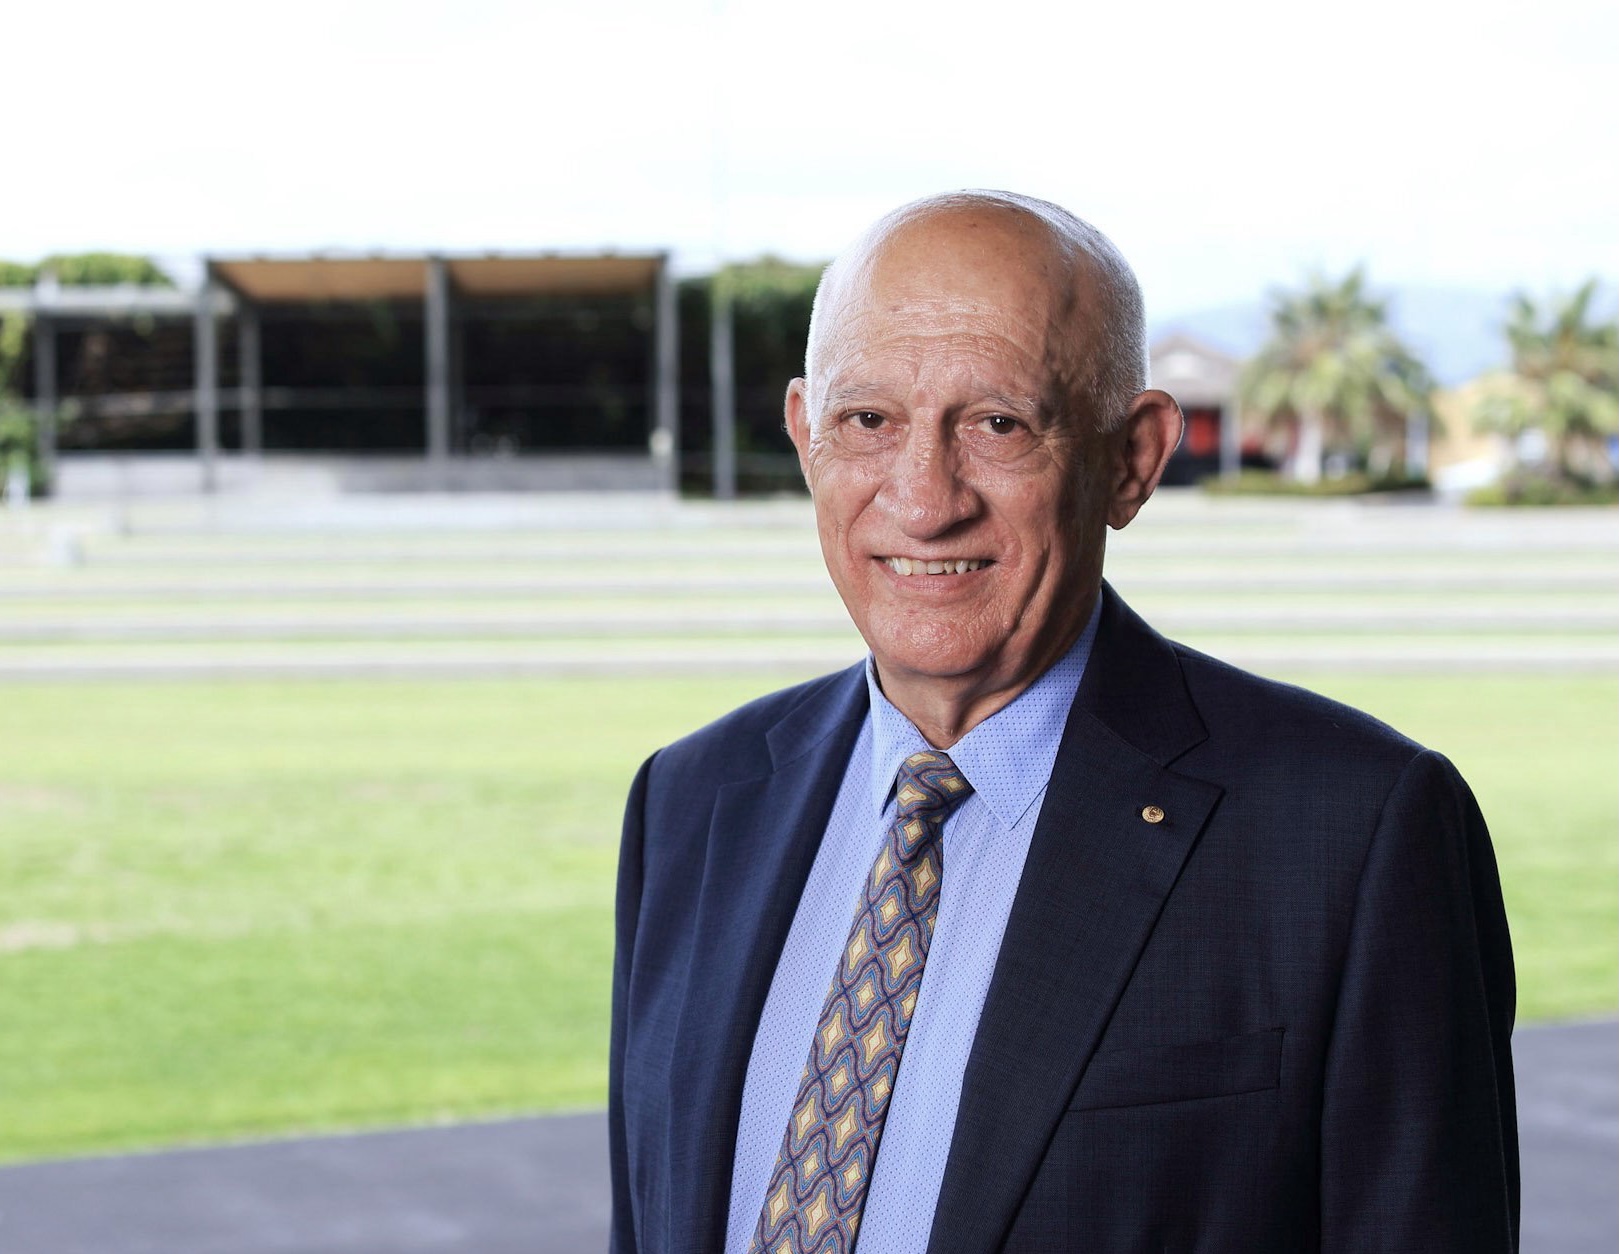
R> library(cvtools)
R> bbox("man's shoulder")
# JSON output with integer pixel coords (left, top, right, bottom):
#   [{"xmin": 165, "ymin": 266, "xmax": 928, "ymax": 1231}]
[
  {"xmin": 1167, "ymin": 638, "xmax": 1425, "ymax": 770},
  {"xmin": 1098, "ymin": 588, "xmax": 1427, "ymax": 773},
  {"xmin": 649, "ymin": 662, "xmax": 867, "ymax": 786}
]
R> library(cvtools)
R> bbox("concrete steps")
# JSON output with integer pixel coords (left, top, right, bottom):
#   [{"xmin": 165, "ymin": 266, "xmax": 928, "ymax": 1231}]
[{"xmin": 2, "ymin": 491, "xmax": 1614, "ymax": 676}]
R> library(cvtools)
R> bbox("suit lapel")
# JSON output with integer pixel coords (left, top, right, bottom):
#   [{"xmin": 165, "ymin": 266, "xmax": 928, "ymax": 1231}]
[
  {"xmin": 665, "ymin": 666, "xmax": 869, "ymax": 1253},
  {"xmin": 928, "ymin": 588, "xmax": 1225, "ymax": 1253}
]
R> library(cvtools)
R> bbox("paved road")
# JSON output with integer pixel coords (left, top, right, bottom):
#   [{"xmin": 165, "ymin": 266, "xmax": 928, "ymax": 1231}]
[
  {"xmin": 1516, "ymin": 1018, "xmax": 1619, "ymax": 1254},
  {"xmin": 0, "ymin": 1019, "xmax": 1611, "ymax": 1253}
]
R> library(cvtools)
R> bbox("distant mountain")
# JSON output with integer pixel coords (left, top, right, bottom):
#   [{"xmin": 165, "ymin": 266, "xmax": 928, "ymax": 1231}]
[{"xmin": 1150, "ymin": 283, "xmax": 1617, "ymax": 388}]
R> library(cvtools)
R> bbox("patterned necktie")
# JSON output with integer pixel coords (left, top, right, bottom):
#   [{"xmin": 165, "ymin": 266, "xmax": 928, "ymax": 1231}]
[{"xmin": 750, "ymin": 749, "xmax": 973, "ymax": 1254}]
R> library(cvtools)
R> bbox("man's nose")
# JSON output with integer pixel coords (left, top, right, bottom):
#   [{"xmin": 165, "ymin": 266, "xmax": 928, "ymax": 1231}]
[{"xmin": 886, "ymin": 427, "xmax": 980, "ymax": 539}]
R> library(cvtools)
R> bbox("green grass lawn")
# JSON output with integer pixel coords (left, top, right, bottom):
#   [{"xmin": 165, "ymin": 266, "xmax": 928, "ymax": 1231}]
[{"xmin": 1, "ymin": 671, "xmax": 1613, "ymax": 1162}]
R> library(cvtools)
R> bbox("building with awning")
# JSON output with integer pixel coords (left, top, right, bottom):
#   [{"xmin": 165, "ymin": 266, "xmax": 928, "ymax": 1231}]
[
  {"xmin": 1149, "ymin": 332, "xmax": 1244, "ymax": 483},
  {"xmin": 4, "ymin": 251, "xmax": 678, "ymax": 495}
]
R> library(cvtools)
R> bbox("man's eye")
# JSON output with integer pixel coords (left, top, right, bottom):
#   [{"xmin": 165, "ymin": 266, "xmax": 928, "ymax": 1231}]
[
  {"xmin": 983, "ymin": 415, "xmax": 1021, "ymax": 435},
  {"xmin": 851, "ymin": 412, "xmax": 885, "ymax": 430}
]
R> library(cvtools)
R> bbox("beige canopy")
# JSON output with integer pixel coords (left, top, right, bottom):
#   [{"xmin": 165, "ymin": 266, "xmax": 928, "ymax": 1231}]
[{"xmin": 208, "ymin": 253, "xmax": 664, "ymax": 303}]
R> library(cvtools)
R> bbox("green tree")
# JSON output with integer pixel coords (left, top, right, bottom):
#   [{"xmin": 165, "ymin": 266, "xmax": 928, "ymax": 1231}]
[
  {"xmin": 0, "ymin": 252, "xmax": 166, "ymax": 498},
  {"xmin": 1239, "ymin": 269, "xmax": 1435, "ymax": 483},
  {"xmin": 1472, "ymin": 280, "xmax": 1618, "ymax": 484},
  {"xmin": 678, "ymin": 257, "xmax": 823, "ymax": 493},
  {"xmin": 0, "ymin": 253, "xmax": 173, "ymax": 287},
  {"xmin": 0, "ymin": 311, "xmax": 42, "ymax": 498}
]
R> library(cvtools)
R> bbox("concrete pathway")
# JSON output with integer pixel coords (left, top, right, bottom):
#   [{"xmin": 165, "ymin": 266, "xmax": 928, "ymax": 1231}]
[
  {"xmin": 0, "ymin": 1114, "xmax": 610, "ymax": 1254},
  {"xmin": 1518, "ymin": 1018, "xmax": 1618, "ymax": 1254},
  {"xmin": 0, "ymin": 1018, "xmax": 1611, "ymax": 1253}
]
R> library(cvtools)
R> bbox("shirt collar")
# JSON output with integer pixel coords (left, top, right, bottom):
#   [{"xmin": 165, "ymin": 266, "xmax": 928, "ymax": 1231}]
[{"xmin": 865, "ymin": 594, "xmax": 1102, "ymax": 829}]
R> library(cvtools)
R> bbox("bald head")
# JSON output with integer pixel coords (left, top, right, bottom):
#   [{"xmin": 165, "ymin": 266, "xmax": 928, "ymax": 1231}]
[{"xmin": 805, "ymin": 191, "xmax": 1148, "ymax": 433}]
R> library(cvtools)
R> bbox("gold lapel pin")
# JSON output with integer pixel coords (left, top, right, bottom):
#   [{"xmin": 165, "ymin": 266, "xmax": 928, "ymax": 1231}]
[{"xmin": 1140, "ymin": 805, "xmax": 1166, "ymax": 824}]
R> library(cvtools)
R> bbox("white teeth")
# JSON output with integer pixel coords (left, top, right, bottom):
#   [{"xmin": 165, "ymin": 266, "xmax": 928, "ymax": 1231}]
[{"xmin": 885, "ymin": 557, "xmax": 986, "ymax": 577}]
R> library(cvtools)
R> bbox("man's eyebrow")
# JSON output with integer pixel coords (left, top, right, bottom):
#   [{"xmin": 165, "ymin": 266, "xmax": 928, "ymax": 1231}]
[
  {"xmin": 817, "ymin": 385, "xmax": 1044, "ymax": 415},
  {"xmin": 981, "ymin": 390, "xmax": 1042, "ymax": 415},
  {"xmin": 818, "ymin": 383, "xmax": 891, "ymax": 412}
]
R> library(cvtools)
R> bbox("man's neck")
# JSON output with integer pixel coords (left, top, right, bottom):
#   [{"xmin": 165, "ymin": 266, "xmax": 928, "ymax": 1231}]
[
  {"xmin": 877, "ymin": 676, "xmax": 1028, "ymax": 749},
  {"xmin": 874, "ymin": 594, "xmax": 1102, "ymax": 748}
]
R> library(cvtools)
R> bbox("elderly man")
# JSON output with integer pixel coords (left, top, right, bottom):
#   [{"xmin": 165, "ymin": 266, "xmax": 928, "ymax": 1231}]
[{"xmin": 609, "ymin": 191, "xmax": 1517, "ymax": 1253}]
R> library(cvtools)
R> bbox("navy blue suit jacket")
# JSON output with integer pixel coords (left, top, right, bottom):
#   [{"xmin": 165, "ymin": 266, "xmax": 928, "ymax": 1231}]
[{"xmin": 609, "ymin": 588, "xmax": 1519, "ymax": 1252}]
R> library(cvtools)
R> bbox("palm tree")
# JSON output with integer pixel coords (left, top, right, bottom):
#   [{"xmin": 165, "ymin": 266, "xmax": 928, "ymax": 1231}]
[
  {"xmin": 1239, "ymin": 269, "xmax": 1436, "ymax": 483},
  {"xmin": 1472, "ymin": 280, "xmax": 1618, "ymax": 484}
]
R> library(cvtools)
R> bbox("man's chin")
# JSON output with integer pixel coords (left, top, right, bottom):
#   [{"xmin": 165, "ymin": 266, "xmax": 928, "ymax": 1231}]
[{"xmin": 867, "ymin": 639, "xmax": 1003, "ymax": 691}]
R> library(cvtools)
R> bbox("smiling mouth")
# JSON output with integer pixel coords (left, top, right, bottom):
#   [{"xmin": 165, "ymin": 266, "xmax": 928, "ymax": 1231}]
[{"xmin": 882, "ymin": 556, "xmax": 991, "ymax": 576}]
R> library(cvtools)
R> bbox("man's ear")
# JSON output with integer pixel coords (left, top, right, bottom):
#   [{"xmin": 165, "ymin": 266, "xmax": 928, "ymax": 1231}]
[
  {"xmin": 785, "ymin": 378, "xmax": 813, "ymax": 488},
  {"xmin": 1107, "ymin": 389, "xmax": 1183, "ymax": 530}
]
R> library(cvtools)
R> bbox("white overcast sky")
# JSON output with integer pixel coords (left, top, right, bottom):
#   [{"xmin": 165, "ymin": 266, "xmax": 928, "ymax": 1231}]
[{"xmin": 6, "ymin": 0, "xmax": 1614, "ymax": 316}]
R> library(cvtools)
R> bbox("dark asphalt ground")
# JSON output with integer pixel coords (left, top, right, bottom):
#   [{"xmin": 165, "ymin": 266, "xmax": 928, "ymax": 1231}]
[{"xmin": 0, "ymin": 1018, "xmax": 1610, "ymax": 1254}]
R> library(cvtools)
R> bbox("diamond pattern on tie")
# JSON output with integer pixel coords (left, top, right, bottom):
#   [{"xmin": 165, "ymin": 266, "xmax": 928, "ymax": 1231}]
[{"xmin": 750, "ymin": 750, "xmax": 973, "ymax": 1254}]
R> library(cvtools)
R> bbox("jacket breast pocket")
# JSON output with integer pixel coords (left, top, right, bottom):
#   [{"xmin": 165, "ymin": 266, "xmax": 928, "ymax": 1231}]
[{"xmin": 1067, "ymin": 1026, "xmax": 1284, "ymax": 1111}]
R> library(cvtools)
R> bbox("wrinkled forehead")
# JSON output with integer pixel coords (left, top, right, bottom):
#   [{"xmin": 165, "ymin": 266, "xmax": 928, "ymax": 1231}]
[{"xmin": 808, "ymin": 207, "xmax": 1097, "ymax": 403}]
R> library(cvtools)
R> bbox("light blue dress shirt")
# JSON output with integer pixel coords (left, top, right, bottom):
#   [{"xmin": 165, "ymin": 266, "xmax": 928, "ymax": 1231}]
[{"xmin": 724, "ymin": 601, "xmax": 1101, "ymax": 1253}]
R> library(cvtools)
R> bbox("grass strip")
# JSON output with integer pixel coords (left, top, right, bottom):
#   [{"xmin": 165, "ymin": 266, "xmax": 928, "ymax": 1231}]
[{"xmin": 0, "ymin": 671, "xmax": 1611, "ymax": 1161}]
